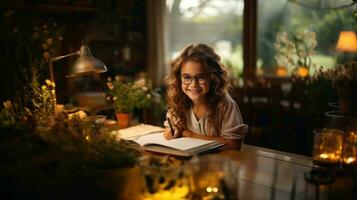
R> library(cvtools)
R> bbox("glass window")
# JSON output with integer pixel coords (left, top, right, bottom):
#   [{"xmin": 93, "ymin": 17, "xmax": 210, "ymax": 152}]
[
  {"xmin": 166, "ymin": 0, "xmax": 245, "ymax": 78},
  {"xmin": 257, "ymin": 0, "xmax": 356, "ymax": 77}
]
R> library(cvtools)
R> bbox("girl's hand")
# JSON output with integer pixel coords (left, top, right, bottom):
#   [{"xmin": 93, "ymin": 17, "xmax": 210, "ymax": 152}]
[
  {"xmin": 163, "ymin": 128, "xmax": 181, "ymax": 139},
  {"xmin": 163, "ymin": 129, "xmax": 174, "ymax": 140}
]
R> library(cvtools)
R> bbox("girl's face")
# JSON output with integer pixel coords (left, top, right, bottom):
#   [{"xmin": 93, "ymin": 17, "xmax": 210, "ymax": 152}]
[{"xmin": 181, "ymin": 60, "xmax": 210, "ymax": 104}]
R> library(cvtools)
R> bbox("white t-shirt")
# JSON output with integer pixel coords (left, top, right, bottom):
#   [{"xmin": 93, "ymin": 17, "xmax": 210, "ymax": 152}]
[{"xmin": 164, "ymin": 94, "xmax": 248, "ymax": 140}]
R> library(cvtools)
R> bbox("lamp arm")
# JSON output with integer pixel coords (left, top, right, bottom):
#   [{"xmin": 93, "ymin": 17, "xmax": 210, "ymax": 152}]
[
  {"xmin": 47, "ymin": 51, "xmax": 80, "ymax": 82},
  {"xmin": 47, "ymin": 51, "xmax": 80, "ymax": 62}
]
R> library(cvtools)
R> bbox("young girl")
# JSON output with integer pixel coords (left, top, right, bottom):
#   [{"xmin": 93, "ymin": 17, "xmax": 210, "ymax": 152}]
[{"xmin": 163, "ymin": 43, "xmax": 248, "ymax": 149}]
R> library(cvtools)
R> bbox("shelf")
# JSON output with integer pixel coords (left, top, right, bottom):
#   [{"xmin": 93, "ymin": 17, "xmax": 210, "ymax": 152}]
[{"xmin": 0, "ymin": 2, "xmax": 96, "ymax": 13}]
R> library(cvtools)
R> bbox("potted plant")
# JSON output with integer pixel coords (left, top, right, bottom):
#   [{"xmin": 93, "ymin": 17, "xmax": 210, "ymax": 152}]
[
  {"xmin": 0, "ymin": 79, "xmax": 143, "ymax": 199},
  {"xmin": 106, "ymin": 76, "xmax": 152, "ymax": 129}
]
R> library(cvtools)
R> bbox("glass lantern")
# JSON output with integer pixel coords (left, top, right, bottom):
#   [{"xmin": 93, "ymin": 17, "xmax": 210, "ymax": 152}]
[
  {"xmin": 138, "ymin": 155, "xmax": 192, "ymax": 200},
  {"xmin": 189, "ymin": 155, "xmax": 239, "ymax": 200},
  {"xmin": 312, "ymin": 128, "xmax": 344, "ymax": 167},
  {"xmin": 342, "ymin": 131, "xmax": 357, "ymax": 166}
]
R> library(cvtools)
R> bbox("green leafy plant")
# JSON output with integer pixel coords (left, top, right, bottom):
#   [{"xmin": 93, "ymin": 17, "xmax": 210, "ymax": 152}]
[
  {"xmin": 106, "ymin": 76, "xmax": 152, "ymax": 114},
  {"xmin": 0, "ymin": 106, "xmax": 142, "ymax": 198}
]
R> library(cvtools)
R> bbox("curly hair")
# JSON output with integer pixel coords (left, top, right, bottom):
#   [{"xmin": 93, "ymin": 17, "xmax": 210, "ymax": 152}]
[{"xmin": 165, "ymin": 43, "xmax": 231, "ymax": 132}]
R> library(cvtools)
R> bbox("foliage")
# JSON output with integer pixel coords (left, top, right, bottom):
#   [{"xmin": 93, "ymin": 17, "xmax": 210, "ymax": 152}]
[
  {"xmin": 0, "ymin": 108, "xmax": 142, "ymax": 198},
  {"xmin": 274, "ymin": 30, "xmax": 317, "ymax": 73},
  {"xmin": 0, "ymin": 10, "xmax": 64, "ymax": 71},
  {"xmin": 258, "ymin": 1, "xmax": 355, "ymax": 71},
  {"xmin": 0, "ymin": 10, "xmax": 65, "ymax": 102},
  {"xmin": 106, "ymin": 76, "xmax": 152, "ymax": 114},
  {"xmin": 0, "ymin": 79, "xmax": 57, "ymax": 131},
  {"xmin": 312, "ymin": 62, "xmax": 357, "ymax": 85}
]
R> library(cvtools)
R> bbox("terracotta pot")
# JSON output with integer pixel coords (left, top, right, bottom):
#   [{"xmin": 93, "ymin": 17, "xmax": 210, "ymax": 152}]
[{"xmin": 116, "ymin": 113, "xmax": 131, "ymax": 129}]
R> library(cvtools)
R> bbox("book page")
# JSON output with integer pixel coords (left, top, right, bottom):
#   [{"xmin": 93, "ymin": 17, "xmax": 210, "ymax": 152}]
[
  {"xmin": 111, "ymin": 124, "xmax": 164, "ymax": 140},
  {"xmin": 134, "ymin": 133, "xmax": 217, "ymax": 151}
]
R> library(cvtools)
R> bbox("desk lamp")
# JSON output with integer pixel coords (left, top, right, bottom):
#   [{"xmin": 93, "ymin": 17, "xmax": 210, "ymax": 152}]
[
  {"xmin": 47, "ymin": 45, "xmax": 107, "ymax": 113},
  {"xmin": 47, "ymin": 45, "xmax": 107, "ymax": 82}
]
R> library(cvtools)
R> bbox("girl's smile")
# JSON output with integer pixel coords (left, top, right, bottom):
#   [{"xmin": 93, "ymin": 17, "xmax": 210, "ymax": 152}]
[{"xmin": 181, "ymin": 60, "xmax": 210, "ymax": 104}]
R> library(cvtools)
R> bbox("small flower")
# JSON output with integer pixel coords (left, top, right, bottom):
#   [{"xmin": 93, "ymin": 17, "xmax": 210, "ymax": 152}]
[
  {"xmin": 106, "ymin": 96, "xmax": 111, "ymax": 101},
  {"xmin": 142, "ymin": 86, "xmax": 148, "ymax": 91},
  {"xmin": 107, "ymin": 77, "xmax": 112, "ymax": 82},
  {"xmin": 45, "ymin": 79, "xmax": 52, "ymax": 86},
  {"xmin": 146, "ymin": 94, "xmax": 151, "ymax": 99},
  {"xmin": 51, "ymin": 90, "xmax": 56, "ymax": 95},
  {"xmin": 3, "ymin": 100, "xmax": 12, "ymax": 109},
  {"xmin": 134, "ymin": 79, "xmax": 146, "ymax": 88},
  {"xmin": 41, "ymin": 85, "xmax": 47, "ymax": 91},
  {"xmin": 113, "ymin": 96, "xmax": 118, "ymax": 101},
  {"xmin": 51, "ymin": 82, "xmax": 56, "ymax": 87},
  {"xmin": 115, "ymin": 76, "xmax": 120, "ymax": 81},
  {"xmin": 107, "ymin": 82, "xmax": 114, "ymax": 90}
]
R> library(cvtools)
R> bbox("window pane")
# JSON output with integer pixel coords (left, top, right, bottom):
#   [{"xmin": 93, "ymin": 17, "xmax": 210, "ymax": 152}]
[
  {"xmin": 257, "ymin": 0, "xmax": 356, "ymax": 76},
  {"xmin": 166, "ymin": 0, "xmax": 244, "ymax": 77}
]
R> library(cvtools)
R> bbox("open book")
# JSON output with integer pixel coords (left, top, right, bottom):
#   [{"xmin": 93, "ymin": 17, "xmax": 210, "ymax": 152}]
[
  {"xmin": 111, "ymin": 124, "xmax": 165, "ymax": 140},
  {"xmin": 112, "ymin": 124, "xmax": 224, "ymax": 157}
]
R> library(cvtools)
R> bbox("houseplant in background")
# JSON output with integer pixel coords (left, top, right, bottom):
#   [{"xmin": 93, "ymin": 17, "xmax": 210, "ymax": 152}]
[
  {"xmin": 106, "ymin": 75, "xmax": 152, "ymax": 129},
  {"xmin": 313, "ymin": 62, "xmax": 357, "ymax": 116},
  {"xmin": 274, "ymin": 30, "xmax": 317, "ymax": 78}
]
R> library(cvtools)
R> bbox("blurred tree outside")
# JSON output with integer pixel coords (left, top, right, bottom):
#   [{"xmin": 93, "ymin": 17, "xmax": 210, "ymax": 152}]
[
  {"xmin": 257, "ymin": 0, "xmax": 356, "ymax": 75},
  {"xmin": 166, "ymin": 0, "xmax": 244, "ymax": 79}
]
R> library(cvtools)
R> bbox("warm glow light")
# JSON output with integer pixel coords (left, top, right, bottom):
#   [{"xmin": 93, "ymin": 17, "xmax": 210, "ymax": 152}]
[
  {"xmin": 318, "ymin": 153, "xmax": 340, "ymax": 162},
  {"xmin": 344, "ymin": 157, "xmax": 356, "ymax": 164},
  {"xmin": 276, "ymin": 66, "xmax": 288, "ymax": 77},
  {"xmin": 85, "ymin": 135, "xmax": 90, "ymax": 141},
  {"xmin": 206, "ymin": 186, "xmax": 219, "ymax": 193},
  {"xmin": 336, "ymin": 31, "xmax": 357, "ymax": 53},
  {"xmin": 212, "ymin": 187, "xmax": 219, "ymax": 193},
  {"xmin": 142, "ymin": 185, "xmax": 189, "ymax": 200},
  {"xmin": 297, "ymin": 66, "xmax": 309, "ymax": 77}
]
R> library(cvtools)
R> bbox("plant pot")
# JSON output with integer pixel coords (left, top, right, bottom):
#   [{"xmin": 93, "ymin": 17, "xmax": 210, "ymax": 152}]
[
  {"xmin": 96, "ymin": 167, "xmax": 142, "ymax": 199},
  {"xmin": 116, "ymin": 113, "xmax": 131, "ymax": 129}
]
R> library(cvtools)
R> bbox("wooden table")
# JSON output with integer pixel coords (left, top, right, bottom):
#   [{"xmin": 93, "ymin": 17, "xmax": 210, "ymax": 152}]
[
  {"xmin": 219, "ymin": 144, "xmax": 355, "ymax": 200},
  {"xmin": 119, "ymin": 144, "xmax": 356, "ymax": 200}
]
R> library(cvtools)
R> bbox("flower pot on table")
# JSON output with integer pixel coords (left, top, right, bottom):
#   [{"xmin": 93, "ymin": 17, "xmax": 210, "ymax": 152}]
[{"xmin": 116, "ymin": 113, "xmax": 131, "ymax": 129}]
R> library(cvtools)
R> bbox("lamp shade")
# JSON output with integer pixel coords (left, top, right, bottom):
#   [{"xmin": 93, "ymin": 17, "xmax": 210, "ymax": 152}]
[
  {"xmin": 336, "ymin": 31, "xmax": 357, "ymax": 53},
  {"xmin": 67, "ymin": 45, "xmax": 107, "ymax": 77}
]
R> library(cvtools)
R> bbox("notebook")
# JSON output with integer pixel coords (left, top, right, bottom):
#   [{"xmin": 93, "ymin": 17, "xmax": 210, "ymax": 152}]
[
  {"xmin": 133, "ymin": 132, "xmax": 224, "ymax": 157},
  {"xmin": 112, "ymin": 124, "xmax": 224, "ymax": 157}
]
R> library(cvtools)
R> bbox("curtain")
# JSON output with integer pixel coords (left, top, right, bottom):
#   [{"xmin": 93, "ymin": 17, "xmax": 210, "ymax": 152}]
[{"xmin": 146, "ymin": 0, "xmax": 169, "ymax": 87}]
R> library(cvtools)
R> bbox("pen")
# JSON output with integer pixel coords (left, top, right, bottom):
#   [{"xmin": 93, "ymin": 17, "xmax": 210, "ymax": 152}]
[{"xmin": 167, "ymin": 117, "xmax": 175, "ymax": 138}]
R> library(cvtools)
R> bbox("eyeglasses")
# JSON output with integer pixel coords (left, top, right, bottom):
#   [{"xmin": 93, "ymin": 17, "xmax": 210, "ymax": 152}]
[{"xmin": 181, "ymin": 74, "xmax": 209, "ymax": 85}]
